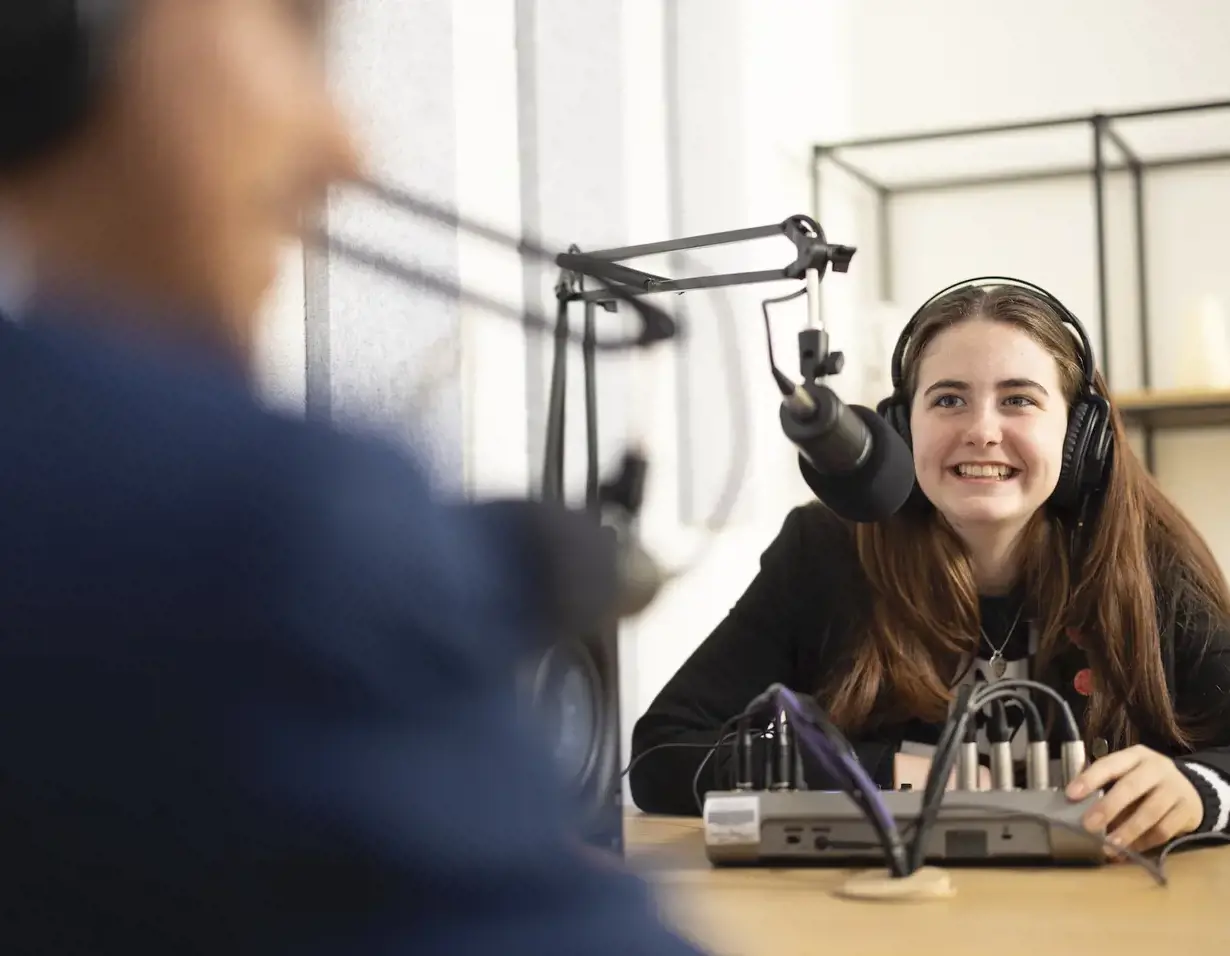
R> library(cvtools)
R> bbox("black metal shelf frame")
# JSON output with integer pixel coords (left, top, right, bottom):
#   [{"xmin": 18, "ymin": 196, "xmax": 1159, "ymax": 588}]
[{"xmin": 810, "ymin": 98, "xmax": 1230, "ymax": 472}]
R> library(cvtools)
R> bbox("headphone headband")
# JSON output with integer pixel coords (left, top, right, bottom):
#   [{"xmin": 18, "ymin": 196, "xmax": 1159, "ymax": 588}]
[
  {"xmin": 889, "ymin": 276, "xmax": 1098, "ymax": 394},
  {"xmin": 0, "ymin": 1, "xmax": 126, "ymax": 171}
]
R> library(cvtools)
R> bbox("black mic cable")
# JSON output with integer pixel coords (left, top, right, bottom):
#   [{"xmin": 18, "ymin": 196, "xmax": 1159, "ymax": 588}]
[
  {"xmin": 911, "ymin": 679, "xmax": 1082, "ymax": 872},
  {"xmin": 972, "ymin": 678, "xmax": 1083, "ymax": 785}
]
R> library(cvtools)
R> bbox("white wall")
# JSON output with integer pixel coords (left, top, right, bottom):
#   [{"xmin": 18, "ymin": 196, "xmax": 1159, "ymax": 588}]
[
  {"xmin": 254, "ymin": 243, "xmax": 307, "ymax": 415},
  {"xmin": 318, "ymin": 0, "xmax": 466, "ymax": 483},
  {"xmin": 842, "ymin": 0, "xmax": 1230, "ymax": 134},
  {"xmin": 453, "ymin": 2, "xmax": 527, "ymax": 498}
]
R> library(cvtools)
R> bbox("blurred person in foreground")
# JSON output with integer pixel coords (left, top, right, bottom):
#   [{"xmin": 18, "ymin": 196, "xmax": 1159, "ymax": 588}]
[{"xmin": 0, "ymin": 2, "xmax": 703, "ymax": 954}]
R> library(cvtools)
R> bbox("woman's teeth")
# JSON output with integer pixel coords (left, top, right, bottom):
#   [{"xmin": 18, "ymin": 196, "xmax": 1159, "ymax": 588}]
[{"xmin": 954, "ymin": 463, "xmax": 1016, "ymax": 479}]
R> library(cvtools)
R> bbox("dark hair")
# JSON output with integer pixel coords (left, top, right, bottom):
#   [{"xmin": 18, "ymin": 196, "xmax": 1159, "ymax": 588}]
[{"xmin": 823, "ymin": 285, "xmax": 1230, "ymax": 751}]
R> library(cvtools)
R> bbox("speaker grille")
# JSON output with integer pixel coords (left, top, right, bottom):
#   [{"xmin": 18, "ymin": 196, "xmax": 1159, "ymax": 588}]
[{"xmin": 520, "ymin": 627, "xmax": 623, "ymax": 853}]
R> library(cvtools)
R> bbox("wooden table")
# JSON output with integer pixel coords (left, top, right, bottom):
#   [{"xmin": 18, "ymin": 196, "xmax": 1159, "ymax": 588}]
[{"xmin": 625, "ymin": 812, "xmax": 1230, "ymax": 955}]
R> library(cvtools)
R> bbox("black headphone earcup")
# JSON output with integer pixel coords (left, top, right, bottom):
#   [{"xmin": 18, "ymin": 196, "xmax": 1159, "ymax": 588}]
[
  {"xmin": 1053, "ymin": 401, "xmax": 1090, "ymax": 509},
  {"xmin": 0, "ymin": 6, "xmax": 101, "ymax": 171},
  {"xmin": 877, "ymin": 394, "xmax": 912, "ymax": 447},
  {"xmin": 876, "ymin": 392, "xmax": 929, "ymax": 514},
  {"xmin": 1053, "ymin": 396, "xmax": 1111, "ymax": 510}
]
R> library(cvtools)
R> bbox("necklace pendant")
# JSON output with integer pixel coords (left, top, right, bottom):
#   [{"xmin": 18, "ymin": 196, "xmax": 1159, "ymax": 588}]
[{"xmin": 990, "ymin": 653, "xmax": 1007, "ymax": 679}]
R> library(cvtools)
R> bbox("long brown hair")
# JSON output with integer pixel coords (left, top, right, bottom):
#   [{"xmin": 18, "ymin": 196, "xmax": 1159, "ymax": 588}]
[{"xmin": 825, "ymin": 285, "xmax": 1230, "ymax": 751}]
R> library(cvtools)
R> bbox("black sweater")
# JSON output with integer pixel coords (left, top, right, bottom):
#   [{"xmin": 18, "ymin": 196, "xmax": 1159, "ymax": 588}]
[{"xmin": 629, "ymin": 504, "xmax": 1230, "ymax": 825}]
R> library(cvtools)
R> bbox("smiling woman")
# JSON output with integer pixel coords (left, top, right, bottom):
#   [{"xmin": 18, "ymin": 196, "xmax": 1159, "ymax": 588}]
[
  {"xmin": 914, "ymin": 326, "xmax": 1069, "ymax": 536},
  {"xmin": 904, "ymin": 290, "xmax": 1084, "ymax": 592},
  {"xmin": 630, "ymin": 280, "xmax": 1230, "ymax": 862}
]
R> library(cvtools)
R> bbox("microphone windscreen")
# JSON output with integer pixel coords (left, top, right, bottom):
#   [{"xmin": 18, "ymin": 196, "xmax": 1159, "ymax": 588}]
[
  {"xmin": 798, "ymin": 404, "xmax": 915, "ymax": 522},
  {"xmin": 470, "ymin": 499, "xmax": 662, "ymax": 637},
  {"xmin": 614, "ymin": 537, "xmax": 667, "ymax": 619}
]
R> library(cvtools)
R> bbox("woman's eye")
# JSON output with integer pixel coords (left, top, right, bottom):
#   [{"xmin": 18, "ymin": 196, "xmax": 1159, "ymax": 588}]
[
  {"xmin": 1004, "ymin": 395, "xmax": 1036, "ymax": 408},
  {"xmin": 933, "ymin": 394, "xmax": 963, "ymax": 408}
]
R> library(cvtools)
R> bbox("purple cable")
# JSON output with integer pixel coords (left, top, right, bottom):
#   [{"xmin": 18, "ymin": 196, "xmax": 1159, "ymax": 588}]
[{"xmin": 774, "ymin": 686, "xmax": 900, "ymax": 843}]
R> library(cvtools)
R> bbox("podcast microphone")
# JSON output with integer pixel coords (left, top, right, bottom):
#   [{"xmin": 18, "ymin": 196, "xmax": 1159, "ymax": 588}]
[
  {"xmin": 470, "ymin": 497, "xmax": 664, "ymax": 641},
  {"xmin": 779, "ymin": 380, "xmax": 916, "ymax": 523}
]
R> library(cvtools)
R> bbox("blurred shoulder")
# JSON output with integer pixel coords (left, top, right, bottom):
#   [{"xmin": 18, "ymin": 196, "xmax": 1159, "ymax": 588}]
[
  {"xmin": 0, "ymin": 316, "xmax": 430, "ymax": 514},
  {"xmin": 0, "ymin": 318, "xmax": 500, "ymax": 645}
]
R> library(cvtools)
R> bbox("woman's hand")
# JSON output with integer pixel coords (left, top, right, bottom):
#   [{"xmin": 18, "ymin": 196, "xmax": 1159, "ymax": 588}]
[{"xmin": 1065, "ymin": 745, "xmax": 1204, "ymax": 855}]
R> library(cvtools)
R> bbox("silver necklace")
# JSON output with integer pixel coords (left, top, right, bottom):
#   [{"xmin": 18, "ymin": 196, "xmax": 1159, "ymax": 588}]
[{"xmin": 980, "ymin": 604, "xmax": 1025, "ymax": 679}]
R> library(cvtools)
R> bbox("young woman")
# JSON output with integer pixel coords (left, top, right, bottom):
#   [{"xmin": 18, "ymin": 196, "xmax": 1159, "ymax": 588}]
[{"xmin": 630, "ymin": 281, "xmax": 1230, "ymax": 855}]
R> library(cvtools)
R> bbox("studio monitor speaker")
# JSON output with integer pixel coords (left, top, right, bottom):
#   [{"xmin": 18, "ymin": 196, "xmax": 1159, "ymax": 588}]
[{"xmin": 519, "ymin": 527, "xmax": 624, "ymax": 855}]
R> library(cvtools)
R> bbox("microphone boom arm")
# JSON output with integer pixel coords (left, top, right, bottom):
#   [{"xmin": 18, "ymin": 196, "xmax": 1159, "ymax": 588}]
[
  {"xmin": 557, "ymin": 216, "xmax": 855, "ymax": 407},
  {"xmin": 559, "ymin": 216, "xmax": 855, "ymax": 303}
]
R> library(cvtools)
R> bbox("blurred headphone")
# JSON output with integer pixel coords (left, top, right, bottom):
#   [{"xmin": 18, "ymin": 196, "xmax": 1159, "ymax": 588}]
[
  {"xmin": 875, "ymin": 277, "xmax": 1113, "ymax": 513},
  {"xmin": 0, "ymin": 2, "xmax": 126, "ymax": 171}
]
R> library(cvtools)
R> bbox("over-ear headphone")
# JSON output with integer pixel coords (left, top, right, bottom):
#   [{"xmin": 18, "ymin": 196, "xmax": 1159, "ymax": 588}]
[
  {"xmin": 0, "ymin": 2, "xmax": 124, "ymax": 171},
  {"xmin": 875, "ymin": 277, "xmax": 1113, "ymax": 513}
]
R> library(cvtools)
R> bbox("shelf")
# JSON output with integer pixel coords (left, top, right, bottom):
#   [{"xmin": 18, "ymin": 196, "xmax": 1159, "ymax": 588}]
[{"xmin": 1113, "ymin": 388, "xmax": 1230, "ymax": 429}]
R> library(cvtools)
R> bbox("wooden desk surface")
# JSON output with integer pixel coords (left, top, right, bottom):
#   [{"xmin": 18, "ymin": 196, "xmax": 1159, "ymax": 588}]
[{"xmin": 625, "ymin": 812, "xmax": 1230, "ymax": 956}]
